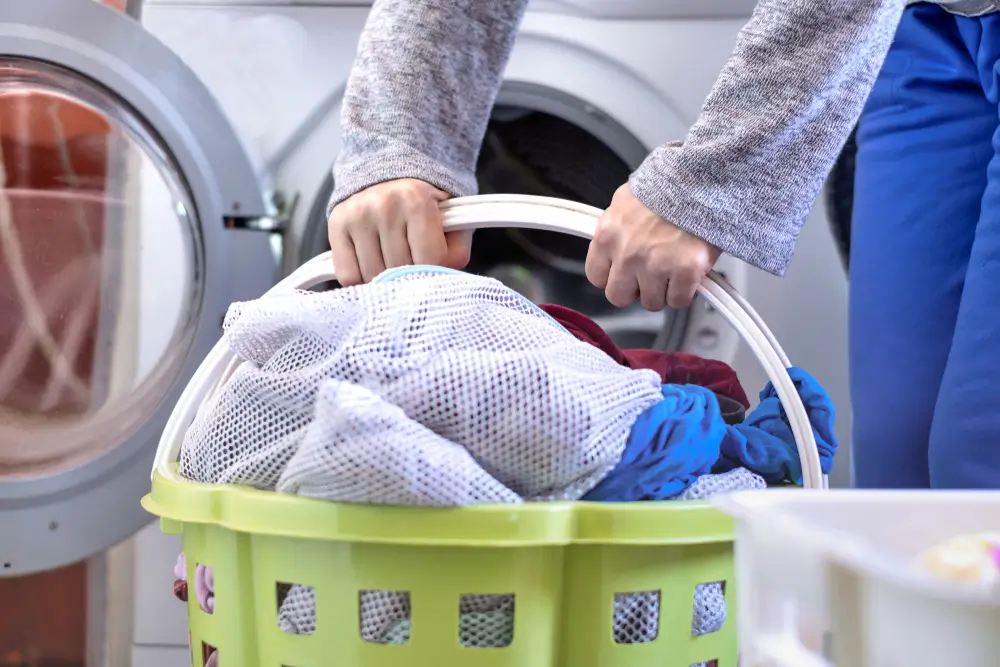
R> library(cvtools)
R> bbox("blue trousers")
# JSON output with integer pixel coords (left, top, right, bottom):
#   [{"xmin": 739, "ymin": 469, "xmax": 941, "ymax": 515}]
[{"xmin": 852, "ymin": 4, "xmax": 1000, "ymax": 488}]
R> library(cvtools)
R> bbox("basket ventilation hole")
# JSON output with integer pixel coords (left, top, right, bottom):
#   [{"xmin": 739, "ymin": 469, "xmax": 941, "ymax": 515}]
[
  {"xmin": 693, "ymin": 581, "xmax": 726, "ymax": 637},
  {"xmin": 195, "ymin": 563, "xmax": 215, "ymax": 615},
  {"xmin": 360, "ymin": 590, "xmax": 411, "ymax": 644},
  {"xmin": 276, "ymin": 582, "xmax": 317, "ymax": 635},
  {"xmin": 201, "ymin": 642, "xmax": 217, "ymax": 667},
  {"xmin": 458, "ymin": 594, "xmax": 515, "ymax": 648},
  {"xmin": 612, "ymin": 590, "xmax": 660, "ymax": 644}
]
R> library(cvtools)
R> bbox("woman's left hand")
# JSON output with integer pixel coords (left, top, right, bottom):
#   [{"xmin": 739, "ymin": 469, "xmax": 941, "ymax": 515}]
[{"xmin": 585, "ymin": 184, "xmax": 721, "ymax": 311}]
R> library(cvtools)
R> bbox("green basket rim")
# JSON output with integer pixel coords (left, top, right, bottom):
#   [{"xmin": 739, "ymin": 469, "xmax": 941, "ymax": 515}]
[{"xmin": 143, "ymin": 466, "xmax": 735, "ymax": 546}]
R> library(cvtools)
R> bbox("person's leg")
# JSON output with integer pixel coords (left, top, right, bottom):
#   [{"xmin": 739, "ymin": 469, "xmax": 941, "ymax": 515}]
[
  {"xmin": 850, "ymin": 4, "xmax": 996, "ymax": 488},
  {"xmin": 928, "ymin": 13, "xmax": 1000, "ymax": 489}
]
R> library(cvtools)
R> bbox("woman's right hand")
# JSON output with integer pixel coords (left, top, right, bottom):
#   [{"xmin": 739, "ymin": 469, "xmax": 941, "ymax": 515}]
[{"xmin": 327, "ymin": 178, "xmax": 473, "ymax": 286}]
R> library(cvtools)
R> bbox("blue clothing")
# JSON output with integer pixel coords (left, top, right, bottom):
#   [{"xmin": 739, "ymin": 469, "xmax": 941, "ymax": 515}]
[
  {"xmin": 583, "ymin": 368, "xmax": 837, "ymax": 502},
  {"xmin": 851, "ymin": 5, "xmax": 1000, "ymax": 489},
  {"xmin": 717, "ymin": 368, "xmax": 838, "ymax": 485},
  {"xmin": 584, "ymin": 385, "xmax": 726, "ymax": 501}
]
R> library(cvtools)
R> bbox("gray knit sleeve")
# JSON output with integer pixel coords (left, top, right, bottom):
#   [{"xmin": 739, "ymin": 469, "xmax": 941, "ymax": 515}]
[
  {"xmin": 630, "ymin": 0, "xmax": 905, "ymax": 275},
  {"xmin": 329, "ymin": 0, "xmax": 530, "ymax": 212}
]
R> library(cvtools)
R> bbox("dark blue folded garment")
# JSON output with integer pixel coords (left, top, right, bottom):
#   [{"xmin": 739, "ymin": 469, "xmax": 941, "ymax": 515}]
[{"xmin": 583, "ymin": 367, "xmax": 837, "ymax": 502}]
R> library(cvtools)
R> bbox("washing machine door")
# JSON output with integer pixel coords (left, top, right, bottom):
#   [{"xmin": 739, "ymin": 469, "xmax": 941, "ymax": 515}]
[{"xmin": 0, "ymin": 0, "xmax": 280, "ymax": 575}]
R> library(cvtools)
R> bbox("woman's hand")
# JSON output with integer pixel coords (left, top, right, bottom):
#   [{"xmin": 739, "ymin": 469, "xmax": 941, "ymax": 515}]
[
  {"xmin": 327, "ymin": 179, "xmax": 473, "ymax": 285},
  {"xmin": 585, "ymin": 184, "xmax": 721, "ymax": 311}
]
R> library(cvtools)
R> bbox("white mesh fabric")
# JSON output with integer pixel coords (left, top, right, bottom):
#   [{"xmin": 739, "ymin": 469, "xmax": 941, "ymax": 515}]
[
  {"xmin": 613, "ymin": 591, "xmax": 661, "ymax": 644},
  {"xmin": 692, "ymin": 582, "xmax": 727, "ymax": 636},
  {"xmin": 277, "ymin": 584, "xmax": 316, "ymax": 635},
  {"xmin": 458, "ymin": 594, "xmax": 516, "ymax": 648},
  {"xmin": 676, "ymin": 467, "xmax": 767, "ymax": 501},
  {"xmin": 179, "ymin": 270, "xmax": 664, "ymax": 500},
  {"xmin": 278, "ymin": 380, "xmax": 521, "ymax": 505},
  {"xmin": 359, "ymin": 591, "xmax": 412, "ymax": 643}
]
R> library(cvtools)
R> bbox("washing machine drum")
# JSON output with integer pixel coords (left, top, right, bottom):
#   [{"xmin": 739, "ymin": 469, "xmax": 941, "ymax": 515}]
[
  {"xmin": 303, "ymin": 109, "xmax": 688, "ymax": 350},
  {"xmin": 469, "ymin": 110, "xmax": 687, "ymax": 350}
]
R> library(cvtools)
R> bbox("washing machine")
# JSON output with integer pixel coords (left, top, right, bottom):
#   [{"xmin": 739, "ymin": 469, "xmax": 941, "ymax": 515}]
[
  {"xmin": 0, "ymin": 1, "xmax": 281, "ymax": 663},
  {"xmin": 0, "ymin": 1, "xmax": 853, "ymax": 664}
]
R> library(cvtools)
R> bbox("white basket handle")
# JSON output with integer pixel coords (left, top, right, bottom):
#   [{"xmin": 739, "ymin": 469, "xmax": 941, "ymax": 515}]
[{"xmin": 154, "ymin": 195, "xmax": 827, "ymax": 490}]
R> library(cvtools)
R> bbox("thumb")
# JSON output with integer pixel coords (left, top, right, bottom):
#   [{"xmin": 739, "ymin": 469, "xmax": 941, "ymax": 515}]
[{"xmin": 442, "ymin": 229, "xmax": 473, "ymax": 270}]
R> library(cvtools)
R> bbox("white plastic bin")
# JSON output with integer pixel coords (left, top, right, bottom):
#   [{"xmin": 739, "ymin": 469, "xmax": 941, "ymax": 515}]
[{"xmin": 714, "ymin": 489, "xmax": 1000, "ymax": 667}]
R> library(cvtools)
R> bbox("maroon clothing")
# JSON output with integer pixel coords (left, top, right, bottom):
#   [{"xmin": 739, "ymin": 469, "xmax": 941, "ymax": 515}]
[{"xmin": 538, "ymin": 304, "xmax": 750, "ymax": 409}]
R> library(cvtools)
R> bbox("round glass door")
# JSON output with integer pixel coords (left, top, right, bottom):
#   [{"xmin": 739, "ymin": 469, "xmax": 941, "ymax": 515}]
[
  {"xmin": 0, "ymin": 58, "xmax": 203, "ymax": 477},
  {"xmin": 0, "ymin": 0, "xmax": 277, "ymax": 576}
]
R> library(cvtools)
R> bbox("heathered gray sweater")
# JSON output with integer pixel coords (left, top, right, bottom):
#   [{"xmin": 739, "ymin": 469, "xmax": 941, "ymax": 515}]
[{"xmin": 331, "ymin": 0, "xmax": 912, "ymax": 275}]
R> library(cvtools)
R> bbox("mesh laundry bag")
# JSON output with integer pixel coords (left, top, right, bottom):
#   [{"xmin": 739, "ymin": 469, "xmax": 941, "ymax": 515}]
[{"xmin": 179, "ymin": 268, "xmax": 665, "ymax": 500}]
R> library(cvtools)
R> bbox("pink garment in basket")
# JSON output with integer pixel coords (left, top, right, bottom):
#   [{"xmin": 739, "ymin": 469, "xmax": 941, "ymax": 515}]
[
  {"xmin": 174, "ymin": 554, "xmax": 218, "ymax": 665},
  {"xmin": 174, "ymin": 553, "xmax": 215, "ymax": 614}
]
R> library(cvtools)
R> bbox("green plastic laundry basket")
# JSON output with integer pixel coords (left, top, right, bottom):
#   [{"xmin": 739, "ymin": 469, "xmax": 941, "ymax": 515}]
[{"xmin": 141, "ymin": 195, "xmax": 826, "ymax": 667}]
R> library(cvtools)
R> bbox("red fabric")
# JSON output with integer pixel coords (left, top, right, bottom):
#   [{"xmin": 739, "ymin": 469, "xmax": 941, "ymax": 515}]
[
  {"xmin": 538, "ymin": 303, "xmax": 750, "ymax": 408},
  {"xmin": 173, "ymin": 579, "xmax": 188, "ymax": 602}
]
